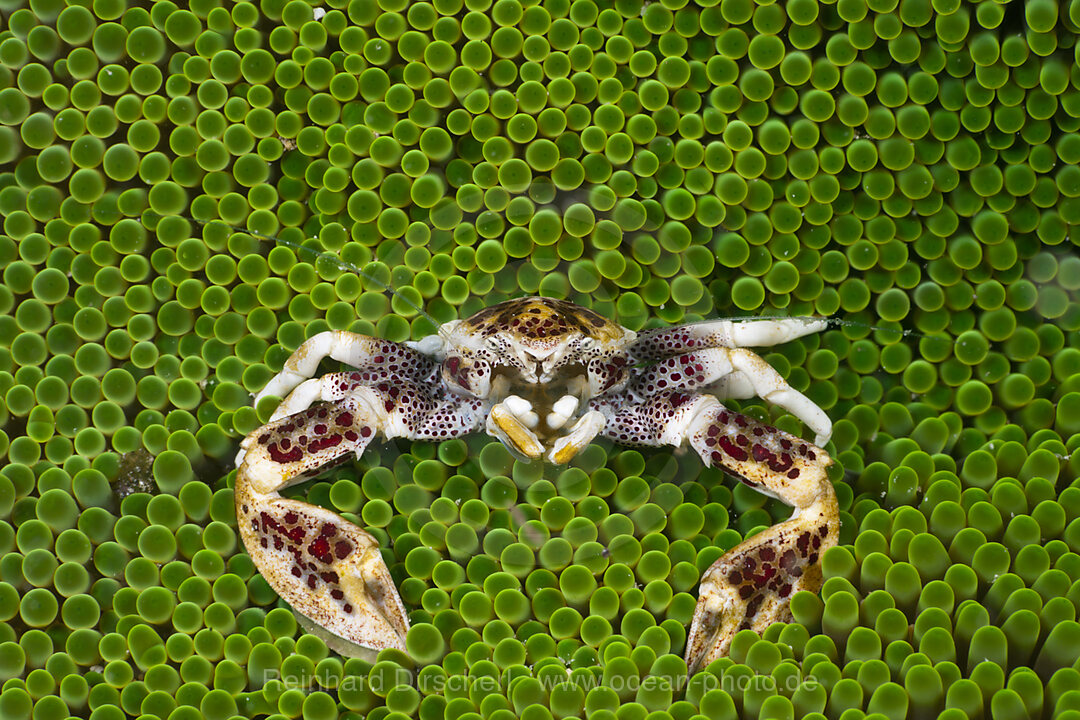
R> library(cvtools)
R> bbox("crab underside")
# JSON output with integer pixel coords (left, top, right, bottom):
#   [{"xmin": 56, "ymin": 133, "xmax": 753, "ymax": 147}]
[{"xmin": 234, "ymin": 297, "xmax": 838, "ymax": 672}]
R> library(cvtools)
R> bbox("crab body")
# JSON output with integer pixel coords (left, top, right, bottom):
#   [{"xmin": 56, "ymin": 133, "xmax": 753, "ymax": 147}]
[{"xmin": 235, "ymin": 297, "xmax": 839, "ymax": 671}]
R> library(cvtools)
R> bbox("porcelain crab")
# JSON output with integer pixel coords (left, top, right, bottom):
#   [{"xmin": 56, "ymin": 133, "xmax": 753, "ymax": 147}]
[{"xmin": 234, "ymin": 297, "xmax": 838, "ymax": 671}]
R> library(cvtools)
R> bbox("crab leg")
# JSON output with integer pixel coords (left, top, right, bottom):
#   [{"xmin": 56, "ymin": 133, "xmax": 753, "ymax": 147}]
[
  {"xmin": 589, "ymin": 391, "xmax": 837, "ymax": 672},
  {"xmin": 629, "ymin": 317, "xmax": 828, "ymax": 361},
  {"xmin": 236, "ymin": 382, "xmax": 486, "ymax": 652},
  {"xmin": 625, "ymin": 348, "xmax": 832, "ymax": 447},
  {"xmin": 255, "ymin": 331, "xmax": 438, "ymax": 406}
]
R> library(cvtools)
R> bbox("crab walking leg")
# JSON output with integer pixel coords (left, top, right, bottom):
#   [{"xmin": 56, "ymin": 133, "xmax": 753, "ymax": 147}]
[
  {"xmin": 722, "ymin": 349, "xmax": 833, "ymax": 446},
  {"xmin": 622, "ymin": 347, "xmax": 832, "ymax": 447},
  {"xmin": 630, "ymin": 317, "xmax": 829, "ymax": 361},
  {"xmin": 589, "ymin": 391, "xmax": 837, "ymax": 671},
  {"xmin": 255, "ymin": 331, "xmax": 438, "ymax": 406},
  {"xmin": 235, "ymin": 396, "xmax": 411, "ymax": 652}
]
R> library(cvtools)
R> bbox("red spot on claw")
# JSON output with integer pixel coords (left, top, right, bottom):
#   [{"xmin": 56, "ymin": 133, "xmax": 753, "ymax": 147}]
[
  {"xmin": 269, "ymin": 444, "xmax": 304, "ymax": 463},
  {"xmin": 797, "ymin": 532, "xmax": 811, "ymax": 553},
  {"xmin": 718, "ymin": 436, "xmax": 748, "ymax": 462},
  {"xmin": 335, "ymin": 541, "xmax": 353, "ymax": 559},
  {"xmin": 309, "ymin": 537, "xmax": 331, "ymax": 560}
]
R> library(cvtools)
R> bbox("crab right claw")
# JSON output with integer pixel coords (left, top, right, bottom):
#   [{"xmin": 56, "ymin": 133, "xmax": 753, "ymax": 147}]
[{"xmin": 235, "ymin": 395, "xmax": 412, "ymax": 652}]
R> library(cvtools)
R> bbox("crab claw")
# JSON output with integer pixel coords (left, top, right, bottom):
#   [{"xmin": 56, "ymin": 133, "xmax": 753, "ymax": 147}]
[
  {"xmin": 684, "ymin": 492, "xmax": 836, "ymax": 672},
  {"xmin": 682, "ymin": 398, "xmax": 838, "ymax": 672},
  {"xmin": 235, "ymin": 398, "xmax": 411, "ymax": 652}
]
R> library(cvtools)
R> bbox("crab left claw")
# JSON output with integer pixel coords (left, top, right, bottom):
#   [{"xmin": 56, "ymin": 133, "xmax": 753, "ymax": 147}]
[
  {"xmin": 683, "ymin": 399, "xmax": 837, "ymax": 671},
  {"xmin": 590, "ymin": 391, "xmax": 838, "ymax": 672}
]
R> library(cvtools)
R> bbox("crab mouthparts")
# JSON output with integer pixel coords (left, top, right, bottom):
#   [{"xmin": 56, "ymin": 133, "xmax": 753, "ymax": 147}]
[
  {"xmin": 500, "ymin": 393, "xmax": 579, "ymax": 432},
  {"xmin": 485, "ymin": 383, "xmax": 607, "ymax": 464}
]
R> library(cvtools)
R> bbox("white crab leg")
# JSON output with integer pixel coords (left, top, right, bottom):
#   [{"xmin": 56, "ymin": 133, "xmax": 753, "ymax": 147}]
[
  {"xmin": 589, "ymin": 391, "xmax": 837, "ymax": 672},
  {"xmin": 255, "ymin": 331, "xmax": 437, "ymax": 406},
  {"xmin": 724, "ymin": 349, "xmax": 833, "ymax": 447},
  {"xmin": 624, "ymin": 347, "xmax": 832, "ymax": 448},
  {"xmin": 631, "ymin": 317, "xmax": 828, "ymax": 361}
]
